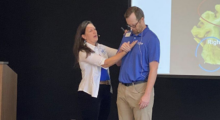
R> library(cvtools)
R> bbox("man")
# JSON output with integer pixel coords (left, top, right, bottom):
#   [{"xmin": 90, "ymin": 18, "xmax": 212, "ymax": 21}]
[{"xmin": 116, "ymin": 6, "xmax": 160, "ymax": 120}]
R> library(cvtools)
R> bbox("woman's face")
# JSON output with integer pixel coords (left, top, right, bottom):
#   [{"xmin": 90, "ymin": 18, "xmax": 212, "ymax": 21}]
[{"xmin": 82, "ymin": 23, "xmax": 98, "ymax": 45}]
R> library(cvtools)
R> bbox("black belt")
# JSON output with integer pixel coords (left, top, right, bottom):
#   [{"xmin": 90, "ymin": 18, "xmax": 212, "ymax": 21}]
[{"xmin": 120, "ymin": 80, "xmax": 147, "ymax": 86}]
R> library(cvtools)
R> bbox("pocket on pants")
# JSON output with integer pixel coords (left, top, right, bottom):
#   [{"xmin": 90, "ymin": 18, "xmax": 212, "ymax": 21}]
[{"xmin": 132, "ymin": 83, "xmax": 147, "ymax": 94}]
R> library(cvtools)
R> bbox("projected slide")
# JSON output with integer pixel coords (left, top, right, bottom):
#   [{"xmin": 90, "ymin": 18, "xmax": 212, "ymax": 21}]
[
  {"xmin": 132, "ymin": 0, "xmax": 220, "ymax": 76},
  {"xmin": 191, "ymin": 3, "xmax": 220, "ymax": 72}
]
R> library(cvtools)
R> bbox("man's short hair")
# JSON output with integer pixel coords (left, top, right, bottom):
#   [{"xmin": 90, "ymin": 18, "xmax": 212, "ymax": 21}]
[{"xmin": 124, "ymin": 6, "xmax": 144, "ymax": 20}]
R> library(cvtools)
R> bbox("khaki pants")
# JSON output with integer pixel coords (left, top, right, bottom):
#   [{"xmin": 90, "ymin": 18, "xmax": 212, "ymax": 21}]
[{"xmin": 117, "ymin": 82, "xmax": 154, "ymax": 120}]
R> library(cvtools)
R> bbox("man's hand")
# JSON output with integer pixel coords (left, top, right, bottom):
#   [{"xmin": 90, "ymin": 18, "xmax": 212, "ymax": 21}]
[{"xmin": 139, "ymin": 94, "xmax": 151, "ymax": 109}]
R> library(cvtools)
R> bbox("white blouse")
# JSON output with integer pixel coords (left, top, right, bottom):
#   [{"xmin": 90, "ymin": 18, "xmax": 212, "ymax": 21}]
[{"xmin": 78, "ymin": 42, "xmax": 117, "ymax": 97}]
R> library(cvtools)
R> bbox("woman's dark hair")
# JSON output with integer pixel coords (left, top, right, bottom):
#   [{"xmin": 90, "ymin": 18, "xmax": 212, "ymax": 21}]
[{"xmin": 73, "ymin": 20, "xmax": 94, "ymax": 66}]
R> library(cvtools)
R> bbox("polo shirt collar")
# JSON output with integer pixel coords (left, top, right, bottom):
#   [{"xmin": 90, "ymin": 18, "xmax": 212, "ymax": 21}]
[{"xmin": 131, "ymin": 25, "xmax": 149, "ymax": 37}]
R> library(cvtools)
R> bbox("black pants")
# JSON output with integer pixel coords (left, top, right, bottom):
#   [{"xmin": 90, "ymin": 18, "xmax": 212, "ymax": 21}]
[{"xmin": 78, "ymin": 85, "xmax": 111, "ymax": 120}]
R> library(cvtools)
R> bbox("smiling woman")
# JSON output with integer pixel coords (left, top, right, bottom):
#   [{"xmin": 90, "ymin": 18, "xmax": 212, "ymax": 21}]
[{"xmin": 73, "ymin": 20, "xmax": 137, "ymax": 120}]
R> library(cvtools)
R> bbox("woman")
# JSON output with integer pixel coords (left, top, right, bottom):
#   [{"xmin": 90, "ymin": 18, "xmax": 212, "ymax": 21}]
[{"xmin": 73, "ymin": 20, "xmax": 137, "ymax": 120}]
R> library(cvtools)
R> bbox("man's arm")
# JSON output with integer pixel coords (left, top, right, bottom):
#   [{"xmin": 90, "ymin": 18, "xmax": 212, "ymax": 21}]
[{"xmin": 139, "ymin": 61, "xmax": 158, "ymax": 109}]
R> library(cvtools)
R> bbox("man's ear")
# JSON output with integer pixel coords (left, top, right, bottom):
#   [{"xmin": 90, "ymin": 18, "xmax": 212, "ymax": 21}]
[
  {"xmin": 141, "ymin": 17, "xmax": 144, "ymax": 22},
  {"xmin": 81, "ymin": 34, "xmax": 86, "ymax": 40}
]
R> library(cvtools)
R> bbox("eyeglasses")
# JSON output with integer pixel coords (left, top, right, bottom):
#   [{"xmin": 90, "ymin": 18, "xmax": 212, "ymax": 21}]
[{"xmin": 127, "ymin": 19, "xmax": 141, "ymax": 28}]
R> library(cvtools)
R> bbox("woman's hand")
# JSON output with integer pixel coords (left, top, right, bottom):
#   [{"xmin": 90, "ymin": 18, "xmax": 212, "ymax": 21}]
[{"xmin": 120, "ymin": 40, "xmax": 137, "ymax": 52}]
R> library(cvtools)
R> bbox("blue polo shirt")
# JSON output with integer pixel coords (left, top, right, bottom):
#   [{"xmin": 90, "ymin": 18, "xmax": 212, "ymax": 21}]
[{"xmin": 118, "ymin": 25, "xmax": 160, "ymax": 83}]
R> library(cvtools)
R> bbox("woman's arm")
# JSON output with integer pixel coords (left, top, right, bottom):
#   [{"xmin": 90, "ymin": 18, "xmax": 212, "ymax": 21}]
[
  {"xmin": 79, "ymin": 41, "xmax": 137, "ymax": 68},
  {"xmin": 101, "ymin": 45, "xmax": 117, "ymax": 58},
  {"xmin": 101, "ymin": 41, "xmax": 137, "ymax": 68},
  {"xmin": 101, "ymin": 51, "xmax": 127, "ymax": 68}
]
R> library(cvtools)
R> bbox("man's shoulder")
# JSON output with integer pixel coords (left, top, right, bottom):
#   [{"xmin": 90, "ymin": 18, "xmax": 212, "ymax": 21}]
[{"xmin": 144, "ymin": 30, "xmax": 159, "ymax": 41}]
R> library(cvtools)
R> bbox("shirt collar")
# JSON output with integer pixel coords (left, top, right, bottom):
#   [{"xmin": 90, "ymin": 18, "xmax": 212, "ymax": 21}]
[
  {"xmin": 131, "ymin": 25, "xmax": 149, "ymax": 37},
  {"xmin": 86, "ymin": 42, "xmax": 98, "ymax": 50}
]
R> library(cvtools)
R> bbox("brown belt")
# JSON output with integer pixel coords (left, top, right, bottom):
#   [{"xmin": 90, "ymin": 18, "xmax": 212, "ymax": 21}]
[{"xmin": 100, "ymin": 80, "xmax": 110, "ymax": 85}]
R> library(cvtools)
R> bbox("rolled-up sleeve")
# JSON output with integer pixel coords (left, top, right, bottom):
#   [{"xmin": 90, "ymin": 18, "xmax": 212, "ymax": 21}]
[
  {"xmin": 101, "ymin": 45, "xmax": 117, "ymax": 57},
  {"xmin": 79, "ymin": 51, "xmax": 106, "ymax": 67}
]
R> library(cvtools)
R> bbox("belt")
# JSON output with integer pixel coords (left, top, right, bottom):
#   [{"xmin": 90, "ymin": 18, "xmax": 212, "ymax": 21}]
[
  {"xmin": 120, "ymin": 80, "xmax": 147, "ymax": 86},
  {"xmin": 100, "ymin": 80, "xmax": 110, "ymax": 85}
]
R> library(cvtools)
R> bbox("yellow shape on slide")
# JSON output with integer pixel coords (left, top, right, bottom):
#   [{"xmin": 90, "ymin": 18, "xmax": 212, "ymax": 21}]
[{"xmin": 191, "ymin": 4, "xmax": 220, "ymax": 65}]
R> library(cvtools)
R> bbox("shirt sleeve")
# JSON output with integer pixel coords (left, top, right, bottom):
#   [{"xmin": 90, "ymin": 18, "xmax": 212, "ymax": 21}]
[
  {"xmin": 100, "ymin": 44, "xmax": 117, "ymax": 57},
  {"xmin": 79, "ymin": 51, "xmax": 106, "ymax": 67},
  {"xmin": 147, "ymin": 36, "xmax": 160, "ymax": 63}
]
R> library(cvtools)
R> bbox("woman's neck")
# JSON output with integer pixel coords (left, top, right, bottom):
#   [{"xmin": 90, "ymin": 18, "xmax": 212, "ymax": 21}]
[{"xmin": 86, "ymin": 41, "xmax": 96, "ymax": 46}]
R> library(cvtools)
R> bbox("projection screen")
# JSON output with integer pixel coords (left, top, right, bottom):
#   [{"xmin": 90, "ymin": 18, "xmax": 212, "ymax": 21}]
[{"xmin": 130, "ymin": 0, "xmax": 220, "ymax": 76}]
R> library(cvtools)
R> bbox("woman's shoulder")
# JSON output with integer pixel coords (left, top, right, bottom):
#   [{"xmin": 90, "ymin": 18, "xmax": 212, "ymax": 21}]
[
  {"xmin": 97, "ymin": 43, "xmax": 104, "ymax": 47},
  {"xmin": 97, "ymin": 43, "xmax": 107, "ymax": 49}
]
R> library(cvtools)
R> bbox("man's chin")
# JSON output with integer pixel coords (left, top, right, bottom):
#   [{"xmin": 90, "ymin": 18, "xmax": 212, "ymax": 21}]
[
  {"xmin": 133, "ymin": 31, "xmax": 139, "ymax": 35},
  {"xmin": 132, "ymin": 31, "xmax": 138, "ymax": 34}
]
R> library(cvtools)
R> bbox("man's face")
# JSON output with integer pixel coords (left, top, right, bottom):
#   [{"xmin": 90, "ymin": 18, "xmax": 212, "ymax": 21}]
[{"xmin": 126, "ymin": 13, "xmax": 142, "ymax": 35}]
